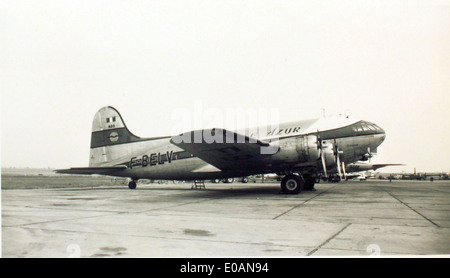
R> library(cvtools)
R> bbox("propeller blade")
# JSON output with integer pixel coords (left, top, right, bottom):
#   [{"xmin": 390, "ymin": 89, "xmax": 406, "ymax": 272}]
[
  {"xmin": 342, "ymin": 161, "xmax": 347, "ymax": 180},
  {"xmin": 321, "ymin": 150, "xmax": 328, "ymax": 178},
  {"xmin": 333, "ymin": 139, "xmax": 341, "ymax": 176},
  {"xmin": 336, "ymin": 152, "xmax": 342, "ymax": 177},
  {"xmin": 317, "ymin": 130, "xmax": 328, "ymax": 178},
  {"xmin": 316, "ymin": 129, "xmax": 323, "ymax": 149}
]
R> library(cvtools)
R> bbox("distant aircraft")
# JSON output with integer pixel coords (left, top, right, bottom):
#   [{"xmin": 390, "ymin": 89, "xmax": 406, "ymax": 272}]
[
  {"xmin": 345, "ymin": 163, "xmax": 404, "ymax": 173},
  {"xmin": 343, "ymin": 163, "xmax": 404, "ymax": 180},
  {"xmin": 338, "ymin": 162, "xmax": 405, "ymax": 180},
  {"xmin": 56, "ymin": 106, "xmax": 386, "ymax": 194}
]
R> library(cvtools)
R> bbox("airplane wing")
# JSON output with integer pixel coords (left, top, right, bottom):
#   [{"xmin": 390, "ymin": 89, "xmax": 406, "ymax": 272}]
[
  {"xmin": 347, "ymin": 163, "xmax": 404, "ymax": 173},
  {"xmin": 55, "ymin": 166, "xmax": 127, "ymax": 175},
  {"xmin": 370, "ymin": 164, "xmax": 405, "ymax": 171},
  {"xmin": 170, "ymin": 128, "xmax": 275, "ymax": 171}
]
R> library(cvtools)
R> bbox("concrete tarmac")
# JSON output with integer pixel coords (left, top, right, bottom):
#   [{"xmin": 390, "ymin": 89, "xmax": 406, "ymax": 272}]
[{"xmin": 2, "ymin": 180, "xmax": 450, "ymax": 257}]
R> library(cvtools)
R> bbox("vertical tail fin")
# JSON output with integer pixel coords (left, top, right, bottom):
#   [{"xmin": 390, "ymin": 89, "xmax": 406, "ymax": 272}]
[{"xmin": 89, "ymin": 106, "xmax": 141, "ymax": 166}]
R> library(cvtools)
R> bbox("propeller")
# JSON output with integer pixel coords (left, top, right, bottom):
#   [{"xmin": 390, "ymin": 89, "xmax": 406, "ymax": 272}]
[
  {"xmin": 317, "ymin": 132, "xmax": 347, "ymax": 181},
  {"xmin": 333, "ymin": 139, "xmax": 341, "ymax": 179},
  {"xmin": 333, "ymin": 138, "xmax": 346, "ymax": 180},
  {"xmin": 363, "ymin": 147, "xmax": 376, "ymax": 162}
]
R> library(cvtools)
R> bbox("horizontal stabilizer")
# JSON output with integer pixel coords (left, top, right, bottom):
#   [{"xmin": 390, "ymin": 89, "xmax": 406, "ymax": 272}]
[{"xmin": 55, "ymin": 166, "xmax": 127, "ymax": 175}]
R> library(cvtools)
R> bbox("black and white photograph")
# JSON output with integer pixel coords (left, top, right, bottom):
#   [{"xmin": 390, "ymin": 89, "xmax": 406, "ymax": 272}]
[{"xmin": 1, "ymin": 0, "xmax": 449, "ymax": 263}]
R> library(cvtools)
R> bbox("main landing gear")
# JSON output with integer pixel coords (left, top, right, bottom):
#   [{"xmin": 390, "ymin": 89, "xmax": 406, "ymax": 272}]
[
  {"xmin": 128, "ymin": 179, "xmax": 137, "ymax": 189},
  {"xmin": 281, "ymin": 174, "xmax": 303, "ymax": 194},
  {"xmin": 280, "ymin": 174, "xmax": 316, "ymax": 194}
]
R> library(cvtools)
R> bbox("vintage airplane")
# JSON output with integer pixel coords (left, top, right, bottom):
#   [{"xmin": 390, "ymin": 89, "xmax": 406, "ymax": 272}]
[
  {"xmin": 56, "ymin": 106, "xmax": 386, "ymax": 194},
  {"xmin": 338, "ymin": 163, "xmax": 403, "ymax": 180},
  {"xmin": 345, "ymin": 163, "xmax": 404, "ymax": 173}
]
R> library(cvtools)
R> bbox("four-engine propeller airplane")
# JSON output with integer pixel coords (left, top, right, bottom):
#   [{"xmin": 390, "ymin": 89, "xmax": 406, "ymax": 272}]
[{"xmin": 56, "ymin": 106, "xmax": 386, "ymax": 194}]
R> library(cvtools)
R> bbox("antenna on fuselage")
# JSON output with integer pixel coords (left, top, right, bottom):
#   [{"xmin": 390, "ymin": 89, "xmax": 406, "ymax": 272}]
[{"xmin": 344, "ymin": 109, "xmax": 352, "ymax": 119}]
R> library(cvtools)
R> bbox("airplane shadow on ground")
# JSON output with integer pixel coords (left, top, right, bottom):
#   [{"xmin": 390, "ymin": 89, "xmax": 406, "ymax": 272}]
[
  {"xmin": 64, "ymin": 183, "xmax": 321, "ymax": 199},
  {"xmin": 131, "ymin": 184, "xmax": 320, "ymax": 199}
]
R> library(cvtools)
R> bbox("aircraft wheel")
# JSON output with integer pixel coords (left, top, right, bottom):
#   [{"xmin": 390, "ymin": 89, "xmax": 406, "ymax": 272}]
[
  {"xmin": 128, "ymin": 180, "xmax": 137, "ymax": 189},
  {"xmin": 303, "ymin": 174, "xmax": 315, "ymax": 191},
  {"xmin": 281, "ymin": 174, "xmax": 303, "ymax": 194},
  {"xmin": 241, "ymin": 177, "xmax": 249, "ymax": 183}
]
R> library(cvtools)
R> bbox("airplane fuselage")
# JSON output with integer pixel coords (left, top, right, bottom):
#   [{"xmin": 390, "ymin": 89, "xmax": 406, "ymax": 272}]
[{"xmin": 89, "ymin": 117, "xmax": 385, "ymax": 180}]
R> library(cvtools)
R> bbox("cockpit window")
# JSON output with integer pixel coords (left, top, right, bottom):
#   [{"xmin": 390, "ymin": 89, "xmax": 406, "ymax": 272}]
[{"xmin": 352, "ymin": 122, "xmax": 382, "ymax": 133}]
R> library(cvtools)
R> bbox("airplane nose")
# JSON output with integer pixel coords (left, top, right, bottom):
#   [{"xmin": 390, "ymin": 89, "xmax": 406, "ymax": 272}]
[{"xmin": 378, "ymin": 127, "xmax": 386, "ymax": 143}]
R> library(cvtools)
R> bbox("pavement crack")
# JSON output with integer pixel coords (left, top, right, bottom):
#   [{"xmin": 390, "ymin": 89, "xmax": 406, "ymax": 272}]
[
  {"xmin": 307, "ymin": 223, "xmax": 352, "ymax": 256},
  {"xmin": 272, "ymin": 185, "xmax": 336, "ymax": 220},
  {"xmin": 386, "ymin": 192, "xmax": 441, "ymax": 228}
]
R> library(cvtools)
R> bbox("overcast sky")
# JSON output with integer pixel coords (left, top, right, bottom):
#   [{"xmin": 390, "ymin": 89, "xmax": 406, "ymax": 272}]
[{"xmin": 1, "ymin": 0, "xmax": 449, "ymax": 172}]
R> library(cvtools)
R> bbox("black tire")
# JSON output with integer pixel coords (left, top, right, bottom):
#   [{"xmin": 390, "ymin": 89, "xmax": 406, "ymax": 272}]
[
  {"xmin": 303, "ymin": 174, "xmax": 315, "ymax": 191},
  {"xmin": 281, "ymin": 174, "xmax": 303, "ymax": 194},
  {"xmin": 241, "ymin": 177, "xmax": 249, "ymax": 183},
  {"xmin": 128, "ymin": 180, "xmax": 137, "ymax": 189}
]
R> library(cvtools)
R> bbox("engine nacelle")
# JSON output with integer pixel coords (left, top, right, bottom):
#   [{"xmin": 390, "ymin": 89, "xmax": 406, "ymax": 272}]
[
  {"xmin": 271, "ymin": 135, "xmax": 319, "ymax": 163},
  {"xmin": 272, "ymin": 135, "xmax": 337, "ymax": 168},
  {"xmin": 294, "ymin": 135, "xmax": 321, "ymax": 162}
]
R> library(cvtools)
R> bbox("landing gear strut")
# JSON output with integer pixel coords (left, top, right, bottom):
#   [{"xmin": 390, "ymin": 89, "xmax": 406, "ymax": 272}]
[
  {"xmin": 128, "ymin": 179, "xmax": 137, "ymax": 189},
  {"xmin": 281, "ymin": 174, "xmax": 304, "ymax": 194}
]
